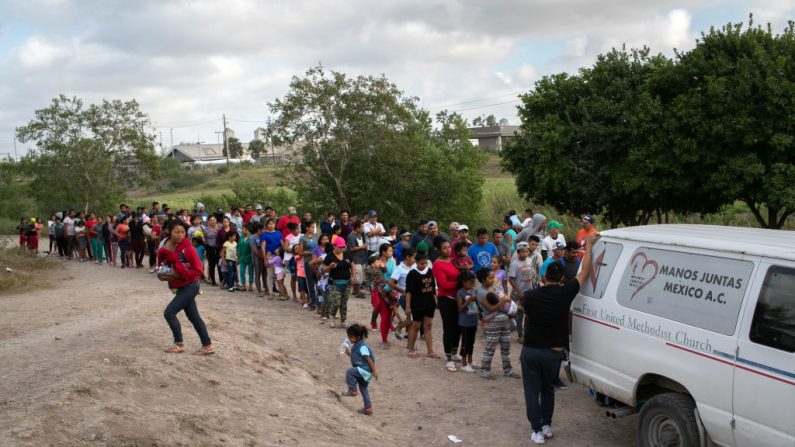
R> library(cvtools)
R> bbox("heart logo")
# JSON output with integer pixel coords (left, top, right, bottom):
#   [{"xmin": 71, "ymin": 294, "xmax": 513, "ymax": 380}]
[
  {"xmin": 629, "ymin": 251, "xmax": 658, "ymax": 301},
  {"xmin": 589, "ymin": 249, "xmax": 605, "ymax": 290}
]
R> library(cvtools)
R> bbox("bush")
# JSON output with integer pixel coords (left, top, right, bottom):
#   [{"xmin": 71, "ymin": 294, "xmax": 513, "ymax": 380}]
[
  {"xmin": 216, "ymin": 165, "xmax": 229, "ymax": 175},
  {"xmin": 231, "ymin": 180, "xmax": 298, "ymax": 212},
  {"xmin": 0, "ymin": 246, "xmax": 55, "ymax": 293}
]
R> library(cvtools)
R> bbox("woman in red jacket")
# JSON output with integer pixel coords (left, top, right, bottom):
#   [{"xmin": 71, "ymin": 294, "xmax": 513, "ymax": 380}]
[
  {"xmin": 158, "ymin": 221, "xmax": 214, "ymax": 355},
  {"xmin": 432, "ymin": 236, "xmax": 461, "ymax": 372}
]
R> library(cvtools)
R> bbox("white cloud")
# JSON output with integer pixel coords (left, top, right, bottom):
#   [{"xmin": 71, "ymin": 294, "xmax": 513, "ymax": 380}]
[{"xmin": 0, "ymin": 0, "xmax": 793, "ymax": 153}]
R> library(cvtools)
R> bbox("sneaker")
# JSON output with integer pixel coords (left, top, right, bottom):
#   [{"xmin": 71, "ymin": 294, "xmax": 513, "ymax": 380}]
[
  {"xmin": 358, "ymin": 407, "xmax": 373, "ymax": 416},
  {"xmin": 542, "ymin": 425, "xmax": 553, "ymax": 439},
  {"xmin": 303, "ymin": 303, "xmax": 309, "ymax": 309},
  {"xmin": 340, "ymin": 389, "xmax": 358, "ymax": 397},
  {"xmin": 394, "ymin": 331, "xmax": 404, "ymax": 341},
  {"xmin": 504, "ymin": 371, "xmax": 521, "ymax": 379},
  {"xmin": 461, "ymin": 365, "xmax": 475, "ymax": 373},
  {"xmin": 445, "ymin": 361, "xmax": 457, "ymax": 372},
  {"xmin": 451, "ymin": 354, "xmax": 462, "ymax": 362},
  {"xmin": 553, "ymin": 377, "xmax": 569, "ymax": 390},
  {"xmin": 229, "ymin": 288, "xmax": 235, "ymax": 292},
  {"xmin": 149, "ymin": 268, "xmax": 156, "ymax": 273},
  {"xmin": 329, "ymin": 316, "xmax": 336, "ymax": 328},
  {"xmin": 530, "ymin": 431, "xmax": 546, "ymax": 444},
  {"xmin": 480, "ymin": 371, "xmax": 495, "ymax": 380}
]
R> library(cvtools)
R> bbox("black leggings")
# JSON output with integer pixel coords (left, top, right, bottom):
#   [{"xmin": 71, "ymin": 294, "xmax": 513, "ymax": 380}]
[
  {"xmin": 205, "ymin": 246, "xmax": 220, "ymax": 285},
  {"xmin": 459, "ymin": 325, "xmax": 477, "ymax": 357},
  {"xmin": 163, "ymin": 281, "xmax": 211, "ymax": 346},
  {"xmin": 147, "ymin": 240, "xmax": 157, "ymax": 267},
  {"xmin": 438, "ymin": 296, "xmax": 460, "ymax": 357}
]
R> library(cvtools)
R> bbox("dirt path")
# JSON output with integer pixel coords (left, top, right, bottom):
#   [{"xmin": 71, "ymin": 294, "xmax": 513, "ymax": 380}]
[{"xmin": 0, "ymin": 259, "xmax": 637, "ymax": 446}]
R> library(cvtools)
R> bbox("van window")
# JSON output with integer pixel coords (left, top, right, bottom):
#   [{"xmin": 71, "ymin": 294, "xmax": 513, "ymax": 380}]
[
  {"xmin": 579, "ymin": 241, "xmax": 623, "ymax": 299},
  {"xmin": 616, "ymin": 247, "xmax": 754, "ymax": 335},
  {"xmin": 750, "ymin": 266, "xmax": 795, "ymax": 353}
]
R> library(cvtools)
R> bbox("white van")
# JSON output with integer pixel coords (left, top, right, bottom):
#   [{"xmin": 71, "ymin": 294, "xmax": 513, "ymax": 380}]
[{"xmin": 568, "ymin": 225, "xmax": 794, "ymax": 447}]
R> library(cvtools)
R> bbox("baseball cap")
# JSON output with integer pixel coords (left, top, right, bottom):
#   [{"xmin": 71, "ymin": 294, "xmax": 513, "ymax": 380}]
[
  {"xmin": 288, "ymin": 206, "xmax": 297, "ymax": 214},
  {"xmin": 582, "ymin": 215, "xmax": 595, "ymax": 224},
  {"xmin": 333, "ymin": 237, "xmax": 347, "ymax": 248},
  {"xmin": 255, "ymin": 204, "xmax": 263, "ymax": 210},
  {"xmin": 427, "ymin": 220, "xmax": 438, "ymax": 228},
  {"xmin": 547, "ymin": 221, "xmax": 563, "ymax": 230},
  {"xmin": 416, "ymin": 241, "xmax": 429, "ymax": 252},
  {"xmin": 368, "ymin": 210, "xmax": 377, "ymax": 217},
  {"xmin": 554, "ymin": 241, "xmax": 566, "ymax": 250},
  {"xmin": 516, "ymin": 241, "xmax": 530, "ymax": 251},
  {"xmin": 196, "ymin": 202, "xmax": 205, "ymax": 209},
  {"xmin": 459, "ymin": 224, "xmax": 469, "ymax": 232},
  {"xmin": 400, "ymin": 231, "xmax": 411, "ymax": 238}
]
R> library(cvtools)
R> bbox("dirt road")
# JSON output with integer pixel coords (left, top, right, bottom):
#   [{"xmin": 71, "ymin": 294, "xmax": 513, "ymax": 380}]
[{"xmin": 0, "ymin": 259, "xmax": 637, "ymax": 446}]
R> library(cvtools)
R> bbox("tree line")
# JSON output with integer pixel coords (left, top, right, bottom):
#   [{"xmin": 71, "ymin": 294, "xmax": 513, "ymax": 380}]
[{"xmin": 501, "ymin": 17, "xmax": 795, "ymax": 229}]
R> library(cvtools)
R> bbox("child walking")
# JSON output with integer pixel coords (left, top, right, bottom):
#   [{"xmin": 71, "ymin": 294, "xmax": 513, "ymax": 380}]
[{"xmin": 341, "ymin": 324, "xmax": 378, "ymax": 415}]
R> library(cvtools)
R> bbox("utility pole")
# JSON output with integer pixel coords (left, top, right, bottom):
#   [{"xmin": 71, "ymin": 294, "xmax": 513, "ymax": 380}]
[
  {"xmin": 13, "ymin": 137, "xmax": 18, "ymax": 161},
  {"xmin": 170, "ymin": 128, "xmax": 174, "ymax": 149},
  {"xmin": 223, "ymin": 114, "xmax": 230, "ymax": 166}
]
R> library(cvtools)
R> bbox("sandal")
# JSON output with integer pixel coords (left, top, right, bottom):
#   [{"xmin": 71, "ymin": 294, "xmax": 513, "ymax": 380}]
[
  {"xmin": 427, "ymin": 352, "xmax": 442, "ymax": 359},
  {"xmin": 407, "ymin": 351, "xmax": 417, "ymax": 358},
  {"xmin": 192, "ymin": 345, "xmax": 215, "ymax": 356},
  {"xmin": 165, "ymin": 344, "xmax": 185, "ymax": 353}
]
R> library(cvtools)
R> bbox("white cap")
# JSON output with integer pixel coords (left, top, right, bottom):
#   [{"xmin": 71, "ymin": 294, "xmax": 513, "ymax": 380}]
[
  {"xmin": 459, "ymin": 224, "xmax": 469, "ymax": 231},
  {"xmin": 196, "ymin": 202, "xmax": 205, "ymax": 209}
]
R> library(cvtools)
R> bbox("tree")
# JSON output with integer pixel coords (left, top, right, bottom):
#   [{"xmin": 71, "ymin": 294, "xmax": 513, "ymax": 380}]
[
  {"xmin": 224, "ymin": 137, "xmax": 243, "ymax": 159},
  {"xmin": 472, "ymin": 114, "xmax": 498, "ymax": 127},
  {"xmin": 248, "ymin": 139, "xmax": 266, "ymax": 159},
  {"xmin": 673, "ymin": 18, "xmax": 795, "ymax": 228},
  {"xmin": 267, "ymin": 65, "xmax": 484, "ymax": 225},
  {"xmin": 16, "ymin": 95, "xmax": 159, "ymax": 213}
]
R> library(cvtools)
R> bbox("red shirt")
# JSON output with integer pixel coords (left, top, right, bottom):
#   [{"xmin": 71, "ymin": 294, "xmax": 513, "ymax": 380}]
[
  {"xmin": 276, "ymin": 215, "xmax": 300, "ymax": 238},
  {"xmin": 157, "ymin": 238, "xmax": 203, "ymax": 289},
  {"xmin": 242, "ymin": 211, "xmax": 256, "ymax": 224},
  {"xmin": 86, "ymin": 220, "xmax": 98, "ymax": 239},
  {"xmin": 432, "ymin": 259, "xmax": 460, "ymax": 297}
]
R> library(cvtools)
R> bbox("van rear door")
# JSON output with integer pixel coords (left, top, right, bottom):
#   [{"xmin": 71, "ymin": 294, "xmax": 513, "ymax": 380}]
[{"xmin": 732, "ymin": 260, "xmax": 795, "ymax": 447}]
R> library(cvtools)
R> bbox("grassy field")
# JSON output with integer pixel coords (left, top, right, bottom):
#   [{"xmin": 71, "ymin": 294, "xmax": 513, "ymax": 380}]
[{"xmin": 11, "ymin": 156, "xmax": 789, "ymax": 238}]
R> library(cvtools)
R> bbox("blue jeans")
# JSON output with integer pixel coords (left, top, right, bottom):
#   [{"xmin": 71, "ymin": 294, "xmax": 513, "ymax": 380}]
[
  {"xmin": 163, "ymin": 281, "xmax": 211, "ymax": 346},
  {"xmin": 224, "ymin": 260, "xmax": 238, "ymax": 288},
  {"xmin": 345, "ymin": 367, "xmax": 371, "ymax": 409},
  {"xmin": 520, "ymin": 346, "xmax": 564, "ymax": 432}
]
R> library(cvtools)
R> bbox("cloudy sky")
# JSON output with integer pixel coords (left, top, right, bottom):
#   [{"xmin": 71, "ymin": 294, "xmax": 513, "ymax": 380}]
[{"xmin": 1, "ymin": 0, "xmax": 793, "ymax": 157}]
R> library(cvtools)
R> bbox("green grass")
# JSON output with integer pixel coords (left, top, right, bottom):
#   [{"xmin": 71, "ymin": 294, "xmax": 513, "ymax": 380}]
[
  {"xmin": 130, "ymin": 163, "xmax": 279, "ymax": 211},
  {"xmin": 0, "ymin": 246, "xmax": 55, "ymax": 293}
]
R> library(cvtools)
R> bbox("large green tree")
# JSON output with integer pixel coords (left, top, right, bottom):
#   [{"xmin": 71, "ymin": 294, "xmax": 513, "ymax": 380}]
[
  {"xmin": 267, "ymin": 65, "xmax": 484, "ymax": 225},
  {"xmin": 502, "ymin": 48, "xmax": 718, "ymax": 226},
  {"xmin": 673, "ymin": 18, "xmax": 795, "ymax": 228},
  {"xmin": 16, "ymin": 95, "xmax": 159, "ymax": 213}
]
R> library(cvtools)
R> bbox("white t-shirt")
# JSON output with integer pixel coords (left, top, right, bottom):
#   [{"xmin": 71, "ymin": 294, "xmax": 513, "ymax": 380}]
[
  {"xmin": 509, "ymin": 253, "xmax": 542, "ymax": 294},
  {"xmin": 541, "ymin": 234, "xmax": 566, "ymax": 254},
  {"xmin": 390, "ymin": 262, "xmax": 413, "ymax": 294},
  {"xmin": 63, "ymin": 217, "xmax": 76, "ymax": 236},
  {"xmin": 521, "ymin": 217, "xmax": 533, "ymax": 229}
]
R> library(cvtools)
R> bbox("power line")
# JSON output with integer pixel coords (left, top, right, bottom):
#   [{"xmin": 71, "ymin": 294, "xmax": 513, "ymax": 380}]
[
  {"xmin": 447, "ymin": 99, "xmax": 522, "ymax": 113},
  {"xmin": 426, "ymin": 91, "xmax": 524, "ymax": 110},
  {"xmin": 153, "ymin": 116, "xmax": 220, "ymax": 128}
]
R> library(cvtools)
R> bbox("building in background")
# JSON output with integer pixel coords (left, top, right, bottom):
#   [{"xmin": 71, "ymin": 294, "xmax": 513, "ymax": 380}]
[
  {"xmin": 468, "ymin": 119, "xmax": 521, "ymax": 151},
  {"xmin": 253, "ymin": 127, "xmax": 267, "ymax": 142}
]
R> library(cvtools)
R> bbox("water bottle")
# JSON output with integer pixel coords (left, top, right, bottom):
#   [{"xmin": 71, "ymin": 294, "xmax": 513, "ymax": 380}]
[{"xmin": 338, "ymin": 339, "xmax": 351, "ymax": 355}]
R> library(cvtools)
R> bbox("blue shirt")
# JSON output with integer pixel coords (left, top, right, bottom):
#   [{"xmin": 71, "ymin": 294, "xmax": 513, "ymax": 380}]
[
  {"xmin": 540, "ymin": 257, "xmax": 563, "ymax": 276},
  {"xmin": 350, "ymin": 340, "xmax": 375, "ymax": 382},
  {"xmin": 457, "ymin": 288, "xmax": 479, "ymax": 327},
  {"xmin": 258, "ymin": 231, "xmax": 282, "ymax": 255},
  {"xmin": 467, "ymin": 242, "xmax": 498, "ymax": 272}
]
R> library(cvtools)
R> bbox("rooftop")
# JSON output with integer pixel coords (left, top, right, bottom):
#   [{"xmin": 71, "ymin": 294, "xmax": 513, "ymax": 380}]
[{"xmin": 602, "ymin": 224, "xmax": 795, "ymax": 261}]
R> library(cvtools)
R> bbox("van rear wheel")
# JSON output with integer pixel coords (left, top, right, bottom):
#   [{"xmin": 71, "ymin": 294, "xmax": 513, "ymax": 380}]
[{"xmin": 638, "ymin": 393, "xmax": 700, "ymax": 447}]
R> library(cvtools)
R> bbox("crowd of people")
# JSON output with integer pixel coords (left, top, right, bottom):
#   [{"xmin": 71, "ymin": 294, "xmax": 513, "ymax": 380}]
[{"xmin": 26, "ymin": 201, "xmax": 601, "ymax": 444}]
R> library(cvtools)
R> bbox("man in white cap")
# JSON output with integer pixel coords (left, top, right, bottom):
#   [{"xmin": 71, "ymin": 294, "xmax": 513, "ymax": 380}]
[
  {"xmin": 196, "ymin": 203, "xmax": 208, "ymax": 225},
  {"xmin": 363, "ymin": 210, "xmax": 385, "ymax": 255},
  {"xmin": 250, "ymin": 204, "xmax": 265, "ymax": 224}
]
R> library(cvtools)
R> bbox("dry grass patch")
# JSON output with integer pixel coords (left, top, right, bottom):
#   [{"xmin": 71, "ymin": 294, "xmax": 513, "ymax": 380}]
[{"xmin": 0, "ymin": 246, "xmax": 56, "ymax": 294}]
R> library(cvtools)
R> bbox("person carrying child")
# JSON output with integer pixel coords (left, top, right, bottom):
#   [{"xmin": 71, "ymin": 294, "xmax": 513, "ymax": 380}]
[{"xmin": 340, "ymin": 324, "xmax": 378, "ymax": 415}]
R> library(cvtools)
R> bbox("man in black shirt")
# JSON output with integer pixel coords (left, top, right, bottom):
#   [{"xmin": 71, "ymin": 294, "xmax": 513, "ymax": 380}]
[{"xmin": 520, "ymin": 232, "xmax": 600, "ymax": 444}]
